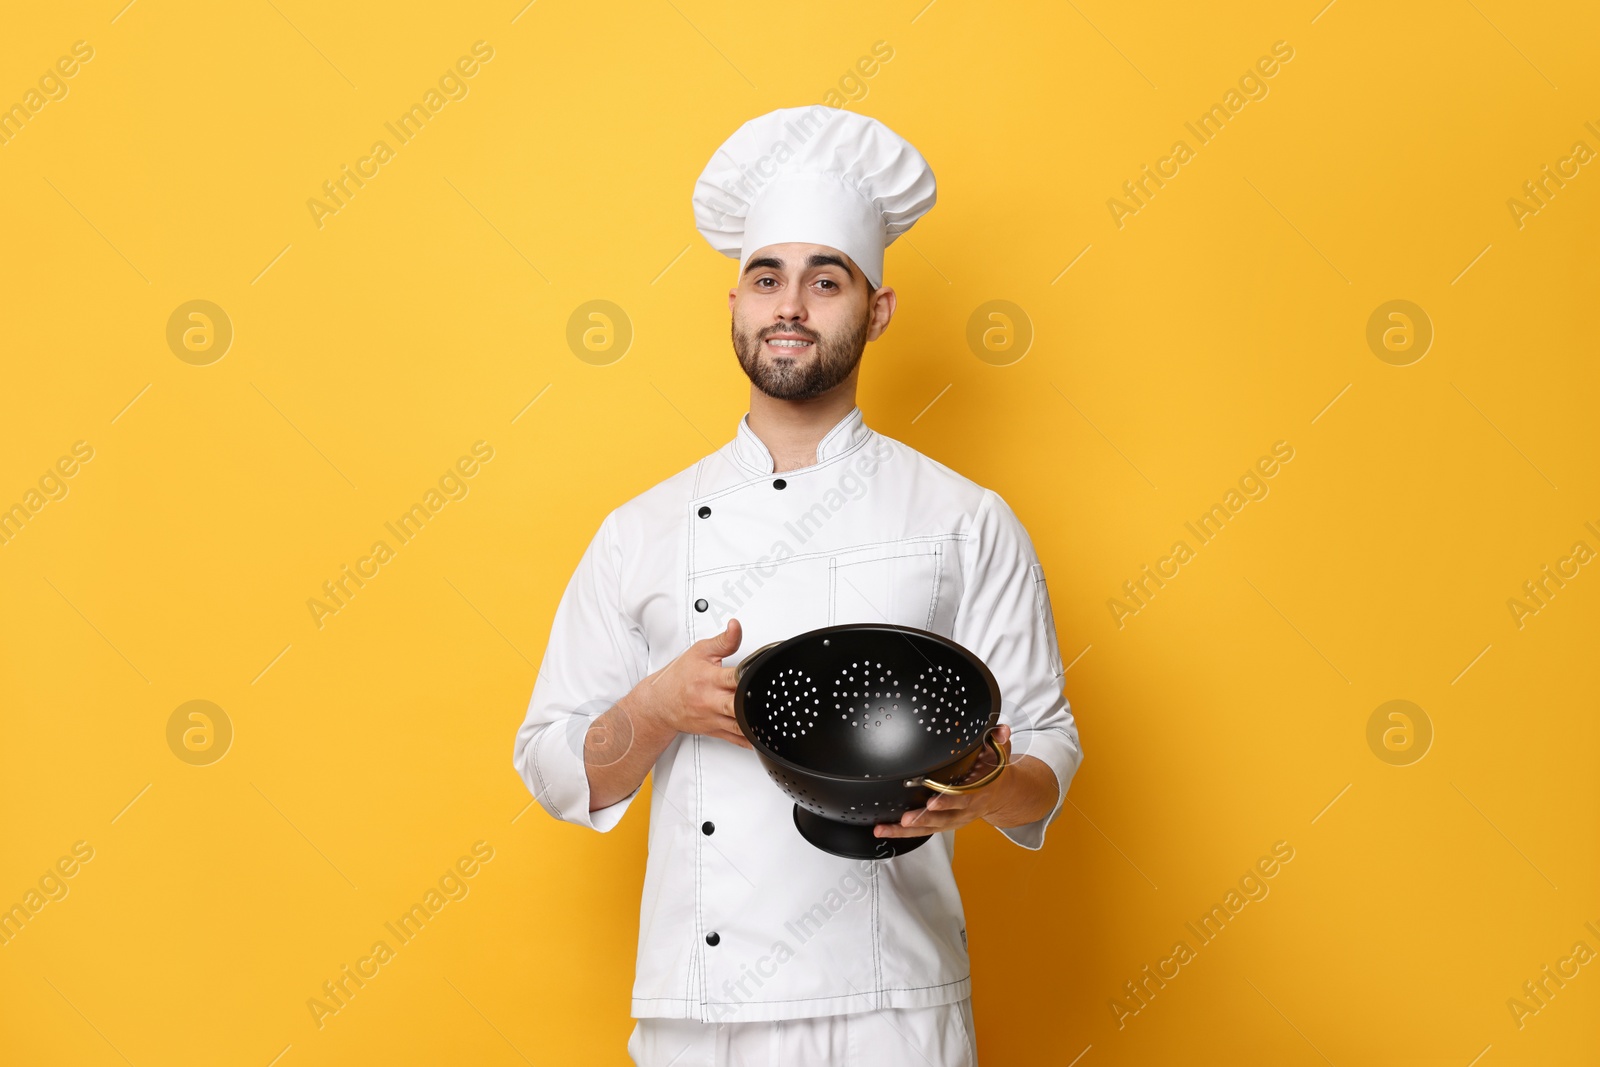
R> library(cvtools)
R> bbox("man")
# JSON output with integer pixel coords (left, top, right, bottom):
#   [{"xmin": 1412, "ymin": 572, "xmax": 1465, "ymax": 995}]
[{"xmin": 512, "ymin": 104, "xmax": 1082, "ymax": 1066}]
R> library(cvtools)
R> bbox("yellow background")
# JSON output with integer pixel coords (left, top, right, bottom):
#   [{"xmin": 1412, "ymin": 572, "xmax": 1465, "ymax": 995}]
[{"xmin": 2, "ymin": 1, "xmax": 1596, "ymax": 1063}]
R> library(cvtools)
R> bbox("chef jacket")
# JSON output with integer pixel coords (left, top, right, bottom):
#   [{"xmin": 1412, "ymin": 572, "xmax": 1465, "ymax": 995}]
[{"xmin": 512, "ymin": 404, "xmax": 1082, "ymax": 1023}]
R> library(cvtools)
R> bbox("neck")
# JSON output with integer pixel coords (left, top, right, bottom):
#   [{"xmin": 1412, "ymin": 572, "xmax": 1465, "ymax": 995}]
[{"xmin": 746, "ymin": 382, "xmax": 858, "ymax": 473}]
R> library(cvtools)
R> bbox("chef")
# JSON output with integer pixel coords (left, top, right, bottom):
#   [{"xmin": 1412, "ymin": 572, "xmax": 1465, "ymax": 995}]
[{"xmin": 512, "ymin": 104, "xmax": 1083, "ymax": 1066}]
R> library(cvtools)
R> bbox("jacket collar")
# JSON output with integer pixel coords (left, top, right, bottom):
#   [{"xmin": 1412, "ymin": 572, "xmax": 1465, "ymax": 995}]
[{"xmin": 731, "ymin": 405, "xmax": 869, "ymax": 475}]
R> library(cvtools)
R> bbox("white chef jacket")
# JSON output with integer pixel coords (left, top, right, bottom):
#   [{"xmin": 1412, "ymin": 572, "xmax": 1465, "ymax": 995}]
[{"xmin": 512, "ymin": 404, "xmax": 1082, "ymax": 1024}]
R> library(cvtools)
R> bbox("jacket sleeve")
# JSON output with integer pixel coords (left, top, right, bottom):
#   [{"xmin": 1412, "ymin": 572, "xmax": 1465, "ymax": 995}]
[
  {"xmin": 952, "ymin": 488, "xmax": 1083, "ymax": 851},
  {"xmin": 512, "ymin": 509, "xmax": 650, "ymax": 833}
]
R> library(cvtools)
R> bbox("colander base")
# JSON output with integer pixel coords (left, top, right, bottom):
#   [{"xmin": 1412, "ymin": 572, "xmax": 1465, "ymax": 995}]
[{"xmin": 792, "ymin": 804, "xmax": 931, "ymax": 860}]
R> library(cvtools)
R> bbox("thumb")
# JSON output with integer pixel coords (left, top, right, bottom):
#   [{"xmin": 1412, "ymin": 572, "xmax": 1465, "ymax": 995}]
[{"xmin": 705, "ymin": 617, "xmax": 742, "ymax": 657}]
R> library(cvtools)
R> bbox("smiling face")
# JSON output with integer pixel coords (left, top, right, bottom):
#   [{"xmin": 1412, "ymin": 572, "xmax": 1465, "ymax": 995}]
[{"xmin": 729, "ymin": 242, "xmax": 895, "ymax": 402}]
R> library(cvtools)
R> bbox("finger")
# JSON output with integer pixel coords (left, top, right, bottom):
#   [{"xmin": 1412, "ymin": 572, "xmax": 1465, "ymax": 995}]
[
  {"xmin": 705, "ymin": 722, "xmax": 749, "ymax": 745},
  {"xmin": 698, "ymin": 710, "xmax": 743, "ymax": 735},
  {"xmin": 899, "ymin": 805, "xmax": 934, "ymax": 826},
  {"xmin": 717, "ymin": 665, "xmax": 738, "ymax": 690},
  {"xmin": 873, "ymin": 821, "xmax": 935, "ymax": 839},
  {"xmin": 705, "ymin": 618, "xmax": 742, "ymax": 659},
  {"xmin": 952, "ymin": 762, "xmax": 993, "ymax": 786},
  {"xmin": 898, "ymin": 805, "xmax": 966, "ymax": 832}
]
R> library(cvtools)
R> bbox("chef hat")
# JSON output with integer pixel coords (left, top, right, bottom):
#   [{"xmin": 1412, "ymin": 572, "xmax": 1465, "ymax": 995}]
[{"xmin": 692, "ymin": 105, "xmax": 936, "ymax": 290}]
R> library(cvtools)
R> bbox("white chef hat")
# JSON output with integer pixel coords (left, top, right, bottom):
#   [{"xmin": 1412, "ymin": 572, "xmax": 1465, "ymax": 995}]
[{"xmin": 692, "ymin": 105, "xmax": 936, "ymax": 290}]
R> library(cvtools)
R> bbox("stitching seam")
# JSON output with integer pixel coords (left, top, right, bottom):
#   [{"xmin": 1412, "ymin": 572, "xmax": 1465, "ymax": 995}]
[
  {"xmin": 662, "ymin": 973, "xmax": 972, "ymax": 1007},
  {"xmin": 828, "ymin": 557, "xmax": 838, "ymax": 625},
  {"xmin": 726, "ymin": 430, "xmax": 879, "ymax": 483},
  {"xmin": 531, "ymin": 730, "xmax": 564, "ymax": 822},
  {"xmin": 692, "ymin": 532, "xmax": 963, "ymax": 579},
  {"xmin": 1032, "ymin": 563, "xmax": 1065, "ymax": 679},
  {"xmin": 694, "ymin": 733, "xmax": 705, "ymax": 1017}
]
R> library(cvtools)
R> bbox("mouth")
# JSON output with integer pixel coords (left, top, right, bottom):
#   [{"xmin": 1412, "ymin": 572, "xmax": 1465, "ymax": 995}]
[{"xmin": 763, "ymin": 335, "xmax": 815, "ymax": 353}]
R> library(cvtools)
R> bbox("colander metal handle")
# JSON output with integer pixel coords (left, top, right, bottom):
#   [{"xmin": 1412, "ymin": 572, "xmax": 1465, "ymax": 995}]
[
  {"xmin": 905, "ymin": 729, "xmax": 1009, "ymax": 795},
  {"xmin": 733, "ymin": 641, "xmax": 784, "ymax": 685}
]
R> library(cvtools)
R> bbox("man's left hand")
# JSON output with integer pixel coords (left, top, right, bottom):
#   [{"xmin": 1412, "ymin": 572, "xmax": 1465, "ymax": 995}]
[{"xmin": 874, "ymin": 724, "xmax": 1013, "ymax": 839}]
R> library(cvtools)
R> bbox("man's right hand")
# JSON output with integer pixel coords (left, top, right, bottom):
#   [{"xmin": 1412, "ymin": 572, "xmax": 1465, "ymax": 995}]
[{"xmin": 632, "ymin": 619, "xmax": 752, "ymax": 749}]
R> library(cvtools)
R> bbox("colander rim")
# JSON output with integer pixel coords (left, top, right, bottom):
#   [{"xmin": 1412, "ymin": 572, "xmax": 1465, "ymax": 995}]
[{"xmin": 732, "ymin": 622, "xmax": 1003, "ymax": 786}]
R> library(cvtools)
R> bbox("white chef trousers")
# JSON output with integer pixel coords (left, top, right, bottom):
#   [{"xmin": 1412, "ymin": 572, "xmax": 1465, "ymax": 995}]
[{"xmin": 628, "ymin": 998, "xmax": 978, "ymax": 1066}]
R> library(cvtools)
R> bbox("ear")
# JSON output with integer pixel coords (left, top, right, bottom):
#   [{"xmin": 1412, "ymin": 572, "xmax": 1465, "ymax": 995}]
[{"xmin": 865, "ymin": 286, "xmax": 897, "ymax": 342}]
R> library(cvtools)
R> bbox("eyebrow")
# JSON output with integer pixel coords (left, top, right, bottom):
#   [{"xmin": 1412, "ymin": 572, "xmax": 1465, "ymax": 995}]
[{"xmin": 743, "ymin": 253, "xmax": 855, "ymax": 280}]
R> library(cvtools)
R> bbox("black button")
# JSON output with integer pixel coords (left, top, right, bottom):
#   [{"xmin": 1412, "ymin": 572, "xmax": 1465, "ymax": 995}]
[
  {"xmin": 694, "ymin": 598, "xmax": 708, "ymax": 612},
  {"xmin": 701, "ymin": 821, "xmax": 715, "ymax": 835},
  {"xmin": 773, "ymin": 478, "xmax": 787, "ymax": 490},
  {"xmin": 697, "ymin": 505, "xmax": 711, "ymax": 518},
  {"xmin": 705, "ymin": 932, "xmax": 720, "ymax": 946}
]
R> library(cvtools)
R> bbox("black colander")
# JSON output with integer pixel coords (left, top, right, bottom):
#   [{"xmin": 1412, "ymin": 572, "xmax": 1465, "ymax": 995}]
[{"xmin": 733, "ymin": 623, "xmax": 1006, "ymax": 859}]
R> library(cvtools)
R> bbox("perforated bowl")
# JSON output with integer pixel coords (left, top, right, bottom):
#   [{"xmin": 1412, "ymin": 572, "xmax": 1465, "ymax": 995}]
[{"xmin": 733, "ymin": 623, "xmax": 1005, "ymax": 859}]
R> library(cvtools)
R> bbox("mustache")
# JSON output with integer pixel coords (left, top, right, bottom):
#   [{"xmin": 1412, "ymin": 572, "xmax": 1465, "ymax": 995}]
[{"xmin": 760, "ymin": 326, "xmax": 820, "ymax": 342}]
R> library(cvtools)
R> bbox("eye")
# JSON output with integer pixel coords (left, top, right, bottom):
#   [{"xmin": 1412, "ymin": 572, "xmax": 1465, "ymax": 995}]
[{"xmin": 815, "ymin": 278, "xmax": 838, "ymax": 291}]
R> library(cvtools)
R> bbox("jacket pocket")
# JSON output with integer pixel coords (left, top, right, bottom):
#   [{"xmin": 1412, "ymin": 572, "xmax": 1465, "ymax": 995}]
[{"xmin": 829, "ymin": 541, "xmax": 945, "ymax": 631}]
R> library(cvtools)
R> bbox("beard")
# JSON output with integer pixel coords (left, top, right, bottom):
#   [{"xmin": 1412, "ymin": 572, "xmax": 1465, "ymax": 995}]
[{"xmin": 732, "ymin": 307, "xmax": 869, "ymax": 401}]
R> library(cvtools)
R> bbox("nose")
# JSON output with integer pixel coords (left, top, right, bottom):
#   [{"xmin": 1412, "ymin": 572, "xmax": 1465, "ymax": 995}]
[{"xmin": 771, "ymin": 288, "xmax": 808, "ymax": 328}]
